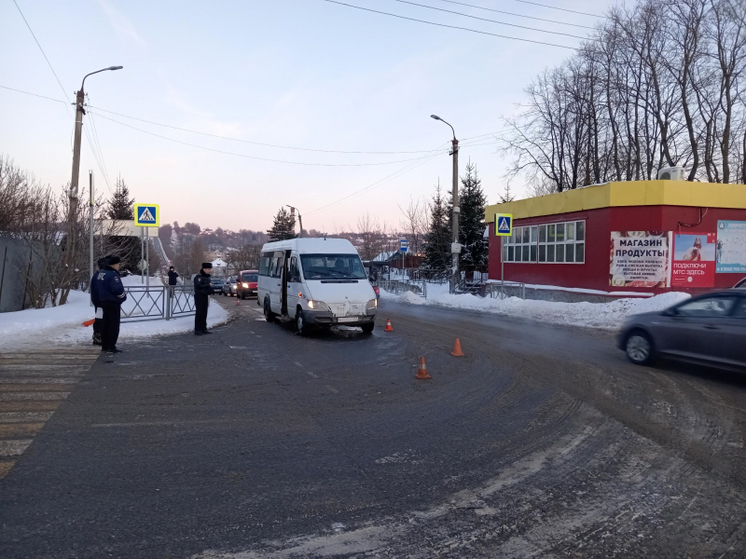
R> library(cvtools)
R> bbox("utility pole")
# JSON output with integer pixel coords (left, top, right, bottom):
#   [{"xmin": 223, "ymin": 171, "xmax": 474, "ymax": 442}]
[
  {"xmin": 89, "ymin": 170, "xmax": 94, "ymax": 301},
  {"xmin": 286, "ymin": 205, "xmax": 303, "ymax": 238},
  {"xmin": 431, "ymin": 115, "xmax": 460, "ymax": 281},
  {"xmin": 65, "ymin": 66, "xmax": 123, "ymax": 294}
]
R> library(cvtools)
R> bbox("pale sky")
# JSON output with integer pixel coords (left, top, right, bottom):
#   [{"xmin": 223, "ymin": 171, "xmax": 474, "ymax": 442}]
[{"xmin": 1, "ymin": 0, "xmax": 620, "ymax": 233}]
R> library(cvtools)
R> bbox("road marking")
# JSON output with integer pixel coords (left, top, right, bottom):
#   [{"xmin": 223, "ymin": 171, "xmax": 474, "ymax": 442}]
[
  {"xmin": 0, "ymin": 439, "xmax": 33, "ymax": 457},
  {"xmin": 0, "ymin": 423, "xmax": 45, "ymax": 437},
  {"xmin": 294, "ymin": 362, "xmax": 304, "ymax": 368},
  {"xmin": 325, "ymin": 385, "xmax": 339, "ymax": 394},
  {"xmin": 255, "ymin": 334, "xmax": 262, "ymax": 338},
  {"xmin": 0, "ymin": 383, "xmax": 71, "ymax": 391},
  {"xmin": 0, "ymin": 411, "xmax": 55, "ymax": 423},
  {"xmin": 0, "ymin": 392, "xmax": 69, "ymax": 401},
  {"xmin": 229, "ymin": 346, "xmax": 247, "ymax": 349},
  {"xmin": 306, "ymin": 371, "xmax": 319, "ymax": 379},
  {"xmin": 0, "ymin": 460, "xmax": 15, "ymax": 479},
  {"xmin": 0, "ymin": 401, "xmax": 62, "ymax": 412}
]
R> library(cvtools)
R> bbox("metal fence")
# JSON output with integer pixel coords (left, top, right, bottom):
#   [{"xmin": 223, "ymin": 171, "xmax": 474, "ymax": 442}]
[
  {"xmin": 378, "ymin": 279, "xmax": 427, "ymax": 298},
  {"xmin": 379, "ymin": 278, "xmax": 525, "ymax": 301},
  {"xmin": 120, "ymin": 284, "xmax": 196, "ymax": 322},
  {"xmin": 485, "ymin": 281, "xmax": 526, "ymax": 300}
]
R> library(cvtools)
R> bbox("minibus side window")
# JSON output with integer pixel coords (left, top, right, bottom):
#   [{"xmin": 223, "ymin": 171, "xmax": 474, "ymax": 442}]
[
  {"xmin": 288, "ymin": 256, "xmax": 301, "ymax": 283},
  {"xmin": 270, "ymin": 252, "xmax": 284, "ymax": 278},
  {"xmin": 259, "ymin": 252, "xmax": 272, "ymax": 276}
]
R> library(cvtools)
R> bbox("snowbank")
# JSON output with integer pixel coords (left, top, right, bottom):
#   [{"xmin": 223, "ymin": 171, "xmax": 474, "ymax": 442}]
[
  {"xmin": 0, "ymin": 286, "xmax": 229, "ymax": 351},
  {"xmin": 381, "ymin": 289, "xmax": 690, "ymax": 331}
]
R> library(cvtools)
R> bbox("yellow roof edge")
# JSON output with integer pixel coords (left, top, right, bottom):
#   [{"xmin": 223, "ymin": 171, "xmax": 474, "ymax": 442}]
[{"xmin": 485, "ymin": 180, "xmax": 746, "ymax": 221}]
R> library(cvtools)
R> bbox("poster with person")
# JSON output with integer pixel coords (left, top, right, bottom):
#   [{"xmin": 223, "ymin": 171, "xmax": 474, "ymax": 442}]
[
  {"xmin": 716, "ymin": 221, "xmax": 746, "ymax": 273},
  {"xmin": 672, "ymin": 233, "xmax": 716, "ymax": 287},
  {"xmin": 609, "ymin": 231, "xmax": 670, "ymax": 287}
]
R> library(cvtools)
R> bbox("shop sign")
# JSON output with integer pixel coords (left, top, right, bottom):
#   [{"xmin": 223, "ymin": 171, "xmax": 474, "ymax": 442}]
[
  {"xmin": 716, "ymin": 221, "xmax": 746, "ymax": 273},
  {"xmin": 672, "ymin": 233, "xmax": 716, "ymax": 287},
  {"xmin": 609, "ymin": 232, "xmax": 670, "ymax": 288}
]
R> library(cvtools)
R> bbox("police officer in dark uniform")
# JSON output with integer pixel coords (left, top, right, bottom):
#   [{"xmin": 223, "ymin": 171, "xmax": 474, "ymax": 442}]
[
  {"xmin": 89, "ymin": 257, "xmax": 107, "ymax": 346},
  {"xmin": 194, "ymin": 262, "xmax": 214, "ymax": 335},
  {"xmin": 93, "ymin": 254, "xmax": 127, "ymax": 353}
]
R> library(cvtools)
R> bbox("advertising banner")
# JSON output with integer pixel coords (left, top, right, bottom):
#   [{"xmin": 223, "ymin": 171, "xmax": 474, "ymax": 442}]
[
  {"xmin": 716, "ymin": 220, "xmax": 746, "ymax": 273},
  {"xmin": 609, "ymin": 232, "xmax": 670, "ymax": 288},
  {"xmin": 672, "ymin": 233, "xmax": 716, "ymax": 287}
]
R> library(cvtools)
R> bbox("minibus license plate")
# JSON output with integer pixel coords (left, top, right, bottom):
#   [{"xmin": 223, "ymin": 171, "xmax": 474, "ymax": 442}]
[{"xmin": 338, "ymin": 317, "xmax": 357, "ymax": 323}]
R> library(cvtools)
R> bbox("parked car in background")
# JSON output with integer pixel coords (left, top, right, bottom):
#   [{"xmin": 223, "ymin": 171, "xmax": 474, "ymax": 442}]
[
  {"xmin": 619, "ymin": 291, "xmax": 746, "ymax": 370},
  {"xmin": 211, "ymin": 277, "xmax": 225, "ymax": 294},
  {"xmin": 236, "ymin": 270, "xmax": 259, "ymax": 300},
  {"xmin": 222, "ymin": 276, "xmax": 238, "ymax": 296}
]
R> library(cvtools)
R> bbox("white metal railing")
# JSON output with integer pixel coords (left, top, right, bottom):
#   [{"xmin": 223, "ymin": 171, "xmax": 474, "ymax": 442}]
[{"xmin": 120, "ymin": 284, "xmax": 196, "ymax": 322}]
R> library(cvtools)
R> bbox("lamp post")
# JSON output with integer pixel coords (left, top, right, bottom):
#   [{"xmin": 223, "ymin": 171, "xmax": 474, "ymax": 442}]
[
  {"xmin": 66, "ymin": 66, "xmax": 123, "ymax": 288},
  {"xmin": 430, "ymin": 114, "xmax": 460, "ymax": 278},
  {"xmin": 286, "ymin": 205, "xmax": 304, "ymax": 238}
]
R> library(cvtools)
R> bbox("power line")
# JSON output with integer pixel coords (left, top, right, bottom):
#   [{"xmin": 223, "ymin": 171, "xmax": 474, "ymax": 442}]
[
  {"xmin": 2, "ymin": 83, "xmax": 510, "ymax": 157},
  {"xmin": 431, "ymin": 0, "xmax": 596, "ymax": 30},
  {"xmin": 510, "ymin": 0, "xmax": 606, "ymax": 19},
  {"xmin": 91, "ymin": 111, "xmax": 449, "ymax": 167},
  {"xmin": 87, "ymin": 105, "xmax": 448, "ymax": 155},
  {"xmin": 305, "ymin": 151, "xmax": 443, "ymax": 215},
  {"xmin": 12, "ymin": 1, "xmax": 114, "ymax": 192},
  {"xmin": 322, "ymin": 0, "xmax": 579, "ymax": 50},
  {"xmin": 391, "ymin": 0, "xmax": 594, "ymax": 41}
]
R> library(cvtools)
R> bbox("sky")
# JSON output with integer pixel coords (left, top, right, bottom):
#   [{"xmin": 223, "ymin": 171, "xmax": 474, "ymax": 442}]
[{"xmin": 1, "ymin": 0, "xmax": 620, "ymax": 233}]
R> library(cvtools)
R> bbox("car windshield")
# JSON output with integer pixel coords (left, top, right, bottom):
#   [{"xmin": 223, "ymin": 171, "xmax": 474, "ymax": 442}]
[
  {"xmin": 300, "ymin": 254, "xmax": 367, "ymax": 280},
  {"xmin": 241, "ymin": 273, "xmax": 258, "ymax": 282}
]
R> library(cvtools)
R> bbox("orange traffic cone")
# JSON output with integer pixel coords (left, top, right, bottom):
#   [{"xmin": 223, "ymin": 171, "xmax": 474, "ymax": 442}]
[
  {"xmin": 451, "ymin": 338, "xmax": 465, "ymax": 357},
  {"xmin": 82, "ymin": 319, "xmax": 95, "ymax": 327},
  {"xmin": 415, "ymin": 357, "xmax": 431, "ymax": 379},
  {"xmin": 384, "ymin": 318, "xmax": 394, "ymax": 332}
]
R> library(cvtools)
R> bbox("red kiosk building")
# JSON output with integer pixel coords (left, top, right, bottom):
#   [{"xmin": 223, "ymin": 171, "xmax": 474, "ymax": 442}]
[{"xmin": 485, "ymin": 180, "xmax": 746, "ymax": 297}]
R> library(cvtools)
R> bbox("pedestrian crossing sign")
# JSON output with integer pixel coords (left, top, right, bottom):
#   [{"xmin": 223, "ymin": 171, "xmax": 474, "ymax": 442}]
[
  {"xmin": 494, "ymin": 213, "xmax": 513, "ymax": 236},
  {"xmin": 134, "ymin": 203, "xmax": 160, "ymax": 227}
]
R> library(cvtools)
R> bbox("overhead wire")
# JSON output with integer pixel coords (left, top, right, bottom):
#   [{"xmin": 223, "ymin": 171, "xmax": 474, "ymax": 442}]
[
  {"xmin": 390, "ymin": 0, "xmax": 595, "ymax": 41},
  {"xmin": 12, "ymin": 0, "xmax": 113, "ymax": 192},
  {"xmin": 430, "ymin": 0, "xmax": 596, "ymax": 30},
  {"xmin": 510, "ymin": 0, "xmax": 606, "ymax": 19},
  {"xmin": 90, "ymin": 110, "xmax": 450, "ymax": 167},
  {"xmin": 321, "ymin": 0, "xmax": 580, "ymax": 50}
]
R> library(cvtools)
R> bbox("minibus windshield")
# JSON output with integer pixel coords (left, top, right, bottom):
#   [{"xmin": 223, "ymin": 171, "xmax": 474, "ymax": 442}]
[{"xmin": 300, "ymin": 254, "xmax": 367, "ymax": 280}]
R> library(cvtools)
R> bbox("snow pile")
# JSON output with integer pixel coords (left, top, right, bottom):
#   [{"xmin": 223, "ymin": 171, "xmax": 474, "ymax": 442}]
[
  {"xmin": 381, "ymin": 289, "xmax": 690, "ymax": 330},
  {"xmin": 0, "ymin": 284, "xmax": 229, "ymax": 351}
]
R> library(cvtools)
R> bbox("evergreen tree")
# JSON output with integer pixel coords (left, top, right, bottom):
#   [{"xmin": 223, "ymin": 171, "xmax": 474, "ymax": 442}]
[
  {"xmin": 458, "ymin": 161, "xmax": 489, "ymax": 271},
  {"xmin": 107, "ymin": 177, "xmax": 135, "ymax": 220},
  {"xmin": 105, "ymin": 177, "xmax": 139, "ymax": 272},
  {"xmin": 423, "ymin": 181, "xmax": 452, "ymax": 273},
  {"xmin": 267, "ymin": 207, "xmax": 297, "ymax": 241}
]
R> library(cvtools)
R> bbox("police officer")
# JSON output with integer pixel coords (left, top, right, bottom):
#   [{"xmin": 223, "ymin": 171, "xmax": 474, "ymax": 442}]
[
  {"xmin": 194, "ymin": 262, "xmax": 214, "ymax": 335},
  {"xmin": 89, "ymin": 257, "xmax": 107, "ymax": 346},
  {"xmin": 93, "ymin": 254, "xmax": 127, "ymax": 353}
]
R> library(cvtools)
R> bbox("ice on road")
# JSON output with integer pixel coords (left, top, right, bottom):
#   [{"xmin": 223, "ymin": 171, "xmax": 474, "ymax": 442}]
[{"xmin": 381, "ymin": 288, "xmax": 690, "ymax": 330}]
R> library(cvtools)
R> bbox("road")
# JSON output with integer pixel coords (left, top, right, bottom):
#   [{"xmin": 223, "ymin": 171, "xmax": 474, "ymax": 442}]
[{"xmin": 1, "ymin": 294, "xmax": 745, "ymax": 558}]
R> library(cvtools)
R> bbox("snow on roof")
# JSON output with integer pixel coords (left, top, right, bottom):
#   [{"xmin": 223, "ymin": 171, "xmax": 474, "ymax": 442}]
[
  {"xmin": 261, "ymin": 237, "xmax": 357, "ymax": 254},
  {"xmin": 372, "ymin": 251, "xmax": 397, "ymax": 262},
  {"xmin": 211, "ymin": 258, "xmax": 227, "ymax": 267}
]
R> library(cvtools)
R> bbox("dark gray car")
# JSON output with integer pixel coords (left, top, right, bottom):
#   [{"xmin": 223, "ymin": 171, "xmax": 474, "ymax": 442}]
[{"xmin": 618, "ymin": 290, "xmax": 746, "ymax": 370}]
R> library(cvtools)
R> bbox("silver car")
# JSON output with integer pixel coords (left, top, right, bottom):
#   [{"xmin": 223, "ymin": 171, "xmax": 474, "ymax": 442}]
[{"xmin": 619, "ymin": 291, "xmax": 746, "ymax": 370}]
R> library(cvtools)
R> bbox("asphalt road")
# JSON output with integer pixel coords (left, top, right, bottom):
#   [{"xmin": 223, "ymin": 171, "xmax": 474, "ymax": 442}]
[{"xmin": 1, "ymin": 294, "xmax": 746, "ymax": 558}]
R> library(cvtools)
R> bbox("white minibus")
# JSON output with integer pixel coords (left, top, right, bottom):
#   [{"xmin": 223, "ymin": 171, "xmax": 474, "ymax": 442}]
[{"xmin": 257, "ymin": 238, "xmax": 378, "ymax": 335}]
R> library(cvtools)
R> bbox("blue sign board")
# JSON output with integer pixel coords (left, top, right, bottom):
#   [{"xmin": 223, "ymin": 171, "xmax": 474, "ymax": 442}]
[
  {"xmin": 134, "ymin": 203, "xmax": 159, "ymax": 227},
  {"xmin": 716, "ymin": 220, "xmax": 746, "ymax": 273},
  {"xmin": 400, "ymin": 239, "xmax": 409, "ymax": 253},
  {"xmin": 494, "ymin": 213, "xmax": 513, "ymax": 236}
]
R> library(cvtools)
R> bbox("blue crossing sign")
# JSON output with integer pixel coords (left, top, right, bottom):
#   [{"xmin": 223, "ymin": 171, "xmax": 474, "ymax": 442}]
[
  {"xmin": 494, "ymin": 213, "xmax": 513, "ymax": 236},
  {"xmin": 400, "ymin": 239, "xmax": 409, "ymax": 253},
  {"xmin": 134, "ymin": 203, "xmax": 160, "ymax": 227}
]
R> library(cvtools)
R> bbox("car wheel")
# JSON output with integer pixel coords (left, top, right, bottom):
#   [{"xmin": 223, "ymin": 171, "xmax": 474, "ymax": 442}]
[
  {"xmin": 625, "ymin": 330, "xmax": 654, "ymax": 365},
  {"xmin": 361, "ymin": 322, "xmax": 374, "ymax": 334},
  {"xmin": 264, "ymin": 297, "xmax": 275, "ymax": 323},
  {"xmin": 296, "ymin": 309, "xmax": 309, "ymax": 336}
]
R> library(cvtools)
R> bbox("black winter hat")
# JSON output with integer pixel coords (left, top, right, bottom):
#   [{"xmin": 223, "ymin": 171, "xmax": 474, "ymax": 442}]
[
  {"xmin": 202, "ymin": 262, "xmax": 213, "ymax": 269},
  {"xmin": 105, "ymin": 254, "xmax": 121, "ymax": 265}
]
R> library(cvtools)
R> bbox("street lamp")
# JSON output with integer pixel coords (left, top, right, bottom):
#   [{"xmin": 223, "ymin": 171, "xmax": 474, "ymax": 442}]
[
  {"xmin": 67, "ymin": 66, "xmax": 122, "ymax": 290},
  {"xmin": 286, "ymin": 205, "xmax": 304, "ymax": 238},
  {"xmin": 431, "ymin": 114, "xmax": 460, "ymax": 279}
]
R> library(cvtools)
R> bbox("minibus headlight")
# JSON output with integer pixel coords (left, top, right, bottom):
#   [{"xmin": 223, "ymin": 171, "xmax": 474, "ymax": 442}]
[
  {"xmin": 242, "ymin": 282, "xmax": 249, "ymax": 288},
  {"xmin": 307, "ymin": 300, "xmax": 330, "ymax": 311},
  {"xmin": 366, "ymin": 298, "xmax": 378, "ymax": 309}
]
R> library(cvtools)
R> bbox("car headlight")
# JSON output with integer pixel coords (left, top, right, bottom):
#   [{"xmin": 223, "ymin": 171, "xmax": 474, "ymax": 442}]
[
  {"xmin": 366, "ymin": 298, "xmax": 378, "ymax": 309},
  {"xmin": 307, "ymin": 300, "xmax": 330, "ymax": 311},
  {"xmin": 242, "ymin": 283, "xmax": 249, "ymax": 288}
]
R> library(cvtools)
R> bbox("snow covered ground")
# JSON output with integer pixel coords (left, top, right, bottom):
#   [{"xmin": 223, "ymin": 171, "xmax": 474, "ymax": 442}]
[
  {"xmin": 381, "ymin": 289, "xmax": 690, "ymax": 331},
  {"xmin": 0, "ymin": 276, "xmax": 229, "ymax": 351}
]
